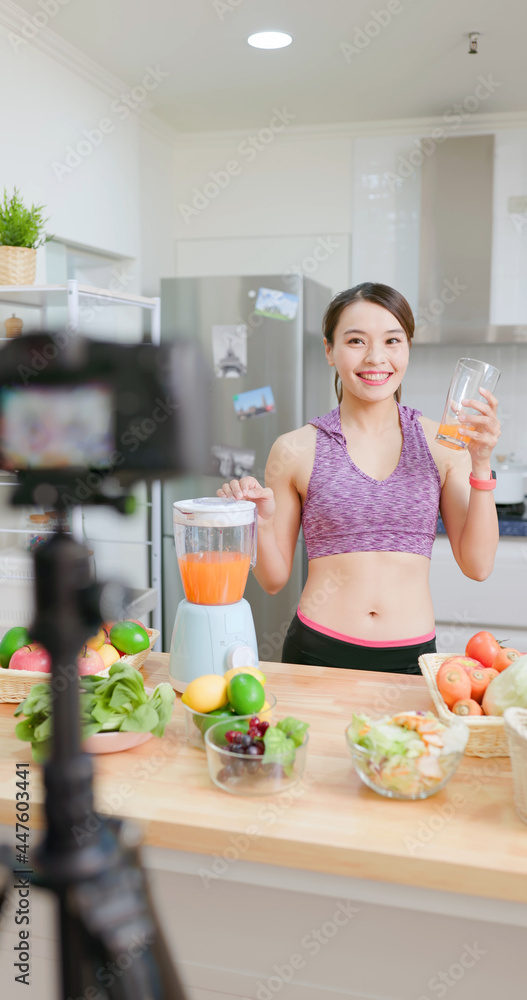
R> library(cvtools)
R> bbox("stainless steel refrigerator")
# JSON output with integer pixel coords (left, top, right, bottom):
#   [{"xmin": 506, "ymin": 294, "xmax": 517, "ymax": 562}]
[{"xmin": 160, "ymin": 274, "xmax": 333, "ymax": 659}]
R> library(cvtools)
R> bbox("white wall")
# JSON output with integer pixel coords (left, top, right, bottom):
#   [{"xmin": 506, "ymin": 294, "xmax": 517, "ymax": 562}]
[
  {"xmin": 0, "ymin": 20, "xmax": 177, "ymax": 594},
  {"xmin": 0, "ymin": 21, "xmax": 176, "ymax": 296},
  {"xmin": 173, "ymin": 132, "xmax": 353, "ymax": 294}
]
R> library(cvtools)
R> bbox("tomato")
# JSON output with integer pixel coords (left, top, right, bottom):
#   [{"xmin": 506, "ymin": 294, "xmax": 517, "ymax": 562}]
[
  {"xmin": 492, "ymin": 647, "xmax": 522, "ymax": 673},
  {"xmin": 465, "ymin": 631, "xmax": 501, "ymax": 669}
]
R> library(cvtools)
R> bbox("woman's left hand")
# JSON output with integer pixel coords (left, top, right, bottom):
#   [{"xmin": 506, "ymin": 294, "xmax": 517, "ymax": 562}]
[{"xmin": 458, "ymin": 388, "xmax": 501, "ymax": 466}]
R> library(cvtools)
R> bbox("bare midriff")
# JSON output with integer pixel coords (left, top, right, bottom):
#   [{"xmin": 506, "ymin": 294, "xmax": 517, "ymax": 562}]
[{"xmin": 298, "ymin": 551, "xmax": 435, "ymax": 642}]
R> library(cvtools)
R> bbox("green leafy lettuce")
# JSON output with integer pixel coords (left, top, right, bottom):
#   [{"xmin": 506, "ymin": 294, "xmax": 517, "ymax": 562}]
[
  {"xmin": 263, "ymin": 716, "xmax": 309, "ymax": 776},
  {"xmin": 14, "ymin": 663, "xmax": 175, "ymax": 762}
]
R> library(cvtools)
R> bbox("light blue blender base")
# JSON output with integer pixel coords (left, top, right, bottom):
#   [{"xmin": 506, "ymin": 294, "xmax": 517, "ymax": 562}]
[{"xmin": 168, "ymin": 598, "xmax": 259, "ymax": 691}]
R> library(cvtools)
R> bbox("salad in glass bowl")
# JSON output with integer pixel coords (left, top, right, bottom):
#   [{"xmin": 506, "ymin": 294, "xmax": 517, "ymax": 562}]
[{"xmin": 346, "ymin": 711, "xmax": 469, "ymax": 800}]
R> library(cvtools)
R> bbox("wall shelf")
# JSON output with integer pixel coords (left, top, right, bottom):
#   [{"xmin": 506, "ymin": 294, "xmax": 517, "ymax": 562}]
[{"xmin": 0, "ymin": 279, "xmax": 160, "ymax": 338}]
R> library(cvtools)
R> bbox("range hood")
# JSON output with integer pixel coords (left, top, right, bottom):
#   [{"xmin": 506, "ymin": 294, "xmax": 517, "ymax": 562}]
[{"xmin": 416, "ymin": 134, "xmax": 526, "ymax": 344}]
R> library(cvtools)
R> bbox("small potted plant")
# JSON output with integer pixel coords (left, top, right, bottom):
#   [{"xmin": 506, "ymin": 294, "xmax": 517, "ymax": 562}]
[{"xmin": 0, "ymin": 187, "xmax": 53, "ymax": 286}]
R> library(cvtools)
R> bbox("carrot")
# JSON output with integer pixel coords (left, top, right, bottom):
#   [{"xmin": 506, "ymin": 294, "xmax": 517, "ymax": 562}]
[
  {"xmin": 436, "ymin": 663, "xmax": 471, "ymax": 708},
  {"xmin": 492, "ymin": 648, "xmax": 522, "ymax": 673},
  {"xmin": 464, "ymin": 666, "xmax": 497, "ymax": 703},
  {"xmin": 452, "ymin": 698, "xmax": 483, "ymax": 716}
]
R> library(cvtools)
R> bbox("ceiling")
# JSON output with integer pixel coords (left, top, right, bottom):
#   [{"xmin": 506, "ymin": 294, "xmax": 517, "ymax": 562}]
[{"xmin": 15, "ymin": 0, "xmax": 527, "ymax": 131}]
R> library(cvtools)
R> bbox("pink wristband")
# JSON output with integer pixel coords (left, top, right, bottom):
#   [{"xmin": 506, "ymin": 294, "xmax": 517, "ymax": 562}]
[{"xmin": 469, "ymin": 471, "xmax": 496, "ymax": 490}]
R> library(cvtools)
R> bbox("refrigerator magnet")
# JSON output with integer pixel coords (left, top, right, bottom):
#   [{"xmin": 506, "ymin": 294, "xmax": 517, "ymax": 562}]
[
  {"xmin": 254, "ymin": 287, "xmax": 299, "ymax": 321},
  {"xmin": 233, "ymin": 386, "xmax": 276, "ymax": 421},
  {"xmin": 209, "ymin": 444, "xmax": 256, "ymax": 479},
  {"xmin": 211, "ymin": 324, "xmax": 248, "ymax": 377}
]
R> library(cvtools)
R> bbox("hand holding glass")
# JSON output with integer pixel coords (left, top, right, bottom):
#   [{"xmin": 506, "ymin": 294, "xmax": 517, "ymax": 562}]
[{"xmin": 436, "ymin": 358, "xmax": 500, "ymax": 451}]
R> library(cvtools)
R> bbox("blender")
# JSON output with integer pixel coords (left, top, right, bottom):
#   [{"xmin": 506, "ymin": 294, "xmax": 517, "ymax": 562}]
[{"xmin": 168, "ymin": 497, "xmax": 259, "ymax": 692}]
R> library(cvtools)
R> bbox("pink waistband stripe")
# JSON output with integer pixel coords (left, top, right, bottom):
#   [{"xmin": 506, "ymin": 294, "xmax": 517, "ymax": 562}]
[{"xmin": 297, "ymin": 608, "xmax": 435, "ymax": 648}]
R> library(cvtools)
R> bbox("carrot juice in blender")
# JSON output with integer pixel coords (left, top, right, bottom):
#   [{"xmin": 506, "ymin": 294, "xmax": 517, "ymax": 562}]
[{"xmin": 169, "ymin": 498, "xmax": 259, "ymax": 691}]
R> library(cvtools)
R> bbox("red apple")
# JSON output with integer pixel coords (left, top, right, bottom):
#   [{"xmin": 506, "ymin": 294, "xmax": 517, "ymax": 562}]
[
  {"xmin": 10, "ymin": 643, "xmax": 51, "ymax": 673},
  {"xmin": 77, "ymin": 646, "xmax": 104, "ymax": 676},
  {"xmin": 126, "ymin": 619, "xmax": 146, "ymax": 630}
]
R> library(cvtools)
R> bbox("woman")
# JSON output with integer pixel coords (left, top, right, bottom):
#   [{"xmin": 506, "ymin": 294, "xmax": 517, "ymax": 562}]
[{"xmin": 217, "ymin": 283, "xmax": 501, "ymax": 674}]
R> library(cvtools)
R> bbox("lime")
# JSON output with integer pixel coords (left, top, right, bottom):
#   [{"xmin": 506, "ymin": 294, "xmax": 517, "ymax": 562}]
[
  {"xmin": 110, "ymin": 621, "xmax": 149, "ymax": 655},
  {"xmin": 227, "ymin": 673, "xmax": 265, "ymax": 716},
  {"xmin": 199, "ymin": 707, "xmax": 234, "ymax": 736},
  {"xmin": 211, "ymin": 718, "xmax": 249, "ymax": 747},
  {"xmin": 0, "ymin": 627, "xmax": 31, "ymax": 669}
]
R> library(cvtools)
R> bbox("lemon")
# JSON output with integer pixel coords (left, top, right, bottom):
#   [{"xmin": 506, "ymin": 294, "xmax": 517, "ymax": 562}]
[
  {"xmin": 181, "ymin": 674, "xmax": 228, "ymax": 714},
  {"xmin": 227, "ymin": 674, "xmax": 265, "ymax": 716},
  {"xmin": 260, "ymin": 700, "xmax": 272, "ymax": 723},
  {"xmin": 223, "ymin": 665, "xmax": 266, "ymax": 687}
]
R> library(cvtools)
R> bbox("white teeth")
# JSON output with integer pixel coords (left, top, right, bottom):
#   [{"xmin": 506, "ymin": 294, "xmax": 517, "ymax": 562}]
[{"xmin": 358, "ymin": 373, "xmax": 391, "ymax": 381}]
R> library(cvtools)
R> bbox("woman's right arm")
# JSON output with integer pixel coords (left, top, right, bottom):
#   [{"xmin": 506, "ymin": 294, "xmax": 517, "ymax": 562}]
[{"xmin": 217, "ymin": 435, "xmax": 302, "ymax": 595}]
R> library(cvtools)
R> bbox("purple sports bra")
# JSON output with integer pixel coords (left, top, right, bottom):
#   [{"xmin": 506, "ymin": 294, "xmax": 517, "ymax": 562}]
[{"xmin": 301, "ymin": 404, "xmax": 441, "ymax": 560}]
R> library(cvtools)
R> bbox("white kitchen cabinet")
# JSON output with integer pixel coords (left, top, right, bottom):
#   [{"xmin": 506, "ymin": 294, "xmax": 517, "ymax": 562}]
[{"xmin": 430, "ymin": 534, "xmax": 527, "ymax": 652}]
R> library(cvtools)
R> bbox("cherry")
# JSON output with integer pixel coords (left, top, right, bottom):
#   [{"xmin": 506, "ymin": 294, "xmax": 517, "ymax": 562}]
[
  {"xmin": 245, "ymin": 744, "xmax": 261, "ymax": 756},
  {"xmin": 257, "ymin": 721, "xmax": 270, "ymax": 736},
  {"xmin": 225, "ymin": 730, "xmax": 244, "ymax": 744},
  {"xmin": 253, "ymin": 739, "xmax": 265, "ymax": 754}
]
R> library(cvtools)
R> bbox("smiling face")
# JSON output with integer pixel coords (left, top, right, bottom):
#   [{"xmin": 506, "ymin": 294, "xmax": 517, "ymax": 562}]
[{"xmin": 324, "ymin": 300, "xmax": 411, "ymax": 402}]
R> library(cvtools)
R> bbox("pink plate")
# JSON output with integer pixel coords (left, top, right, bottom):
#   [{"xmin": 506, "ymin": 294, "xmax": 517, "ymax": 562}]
[
  {"xmin": 82, "ymin": 730, "xmax": 154, "ymax": 755},
  {"xmin": 83, "ymin": 687, "xmax": 156, "ymax": 754}
]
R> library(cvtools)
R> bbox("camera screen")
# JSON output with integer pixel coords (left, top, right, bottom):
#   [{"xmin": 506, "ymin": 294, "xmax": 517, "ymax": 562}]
[{"xmin": 0, "ymin": 384, "xmax": 115, "ymax": 469}]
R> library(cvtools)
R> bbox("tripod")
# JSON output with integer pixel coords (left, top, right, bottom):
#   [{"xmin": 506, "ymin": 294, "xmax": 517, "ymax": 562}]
[{"xmin": 2, "ymin": 527, "xmax": 188, "ymax": 1000}]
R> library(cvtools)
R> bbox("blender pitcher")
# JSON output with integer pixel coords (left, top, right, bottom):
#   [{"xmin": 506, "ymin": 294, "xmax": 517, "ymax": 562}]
[
  {"xmin": 169, "ymin": 498, "xmax": 259, "ymax": 690},
  {"xmin": 173, "ymin": 497, "xmax": 257, "ymax": 605}
]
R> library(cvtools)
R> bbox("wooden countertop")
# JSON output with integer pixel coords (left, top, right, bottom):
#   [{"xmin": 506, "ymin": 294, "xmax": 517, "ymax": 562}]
[{"xmin": 1, "ymin": 656, "xmax": 526, "ymax": 902}]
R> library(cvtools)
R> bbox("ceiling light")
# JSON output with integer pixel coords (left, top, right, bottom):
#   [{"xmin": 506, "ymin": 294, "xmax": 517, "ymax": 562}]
[{"xmin": 247, "ymin": 31, "xmax": 292, "ymax": 50}]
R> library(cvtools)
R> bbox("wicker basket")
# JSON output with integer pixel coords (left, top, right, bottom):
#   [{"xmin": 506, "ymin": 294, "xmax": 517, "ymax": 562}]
[
  {"xmin": 0, "ymin": 246, "xmax": 37, "ymax": 285},
  {"xmin": 503, "ymin": 708, "xmax": 527, "ymax": 824},
  {"xmin": 419, "ymin": 653, "xmax": 509, "ymax": 757},
  {"xmin": 0, "ymin": 628, "xmax": 160, "ymax": 704}
]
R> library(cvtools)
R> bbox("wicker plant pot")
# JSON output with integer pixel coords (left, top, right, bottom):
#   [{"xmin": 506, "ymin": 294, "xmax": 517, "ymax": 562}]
[{"xmin": 0, "ymin": 245, "xmax": 37, "ymax": 285}]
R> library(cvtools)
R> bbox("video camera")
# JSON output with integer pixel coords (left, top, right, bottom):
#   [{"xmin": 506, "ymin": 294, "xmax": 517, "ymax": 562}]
[
  {"xmin": 0, "ymin": 331, "xmax": 210, "ymax": 507},
  {"xmin": 0, "ymin": 330, "xmax": 209, "ymax": 999}
]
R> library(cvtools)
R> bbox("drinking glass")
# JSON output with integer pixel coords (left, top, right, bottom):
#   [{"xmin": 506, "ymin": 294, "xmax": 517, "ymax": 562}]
[{"xmin": 436, "ymin": 358, "xmax": 500, "ymax": 451}]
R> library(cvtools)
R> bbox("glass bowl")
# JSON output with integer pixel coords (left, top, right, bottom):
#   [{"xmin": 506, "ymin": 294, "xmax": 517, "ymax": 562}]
[
  {"xmin": 204, "ymin": 715, "xmax": 308, "ymax": 795},
  {"xmin": 345, "ymin": 715, "xmax": 469, "ymax": 801},
  {"xmin": 182, "ymin": 692, "xmax": 276, "ymax": 749}
]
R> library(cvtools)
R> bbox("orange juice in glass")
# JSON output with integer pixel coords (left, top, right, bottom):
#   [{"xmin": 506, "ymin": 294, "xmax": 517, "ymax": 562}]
[{"xmin": 436, "ymin": 358, "xmax": 500, "ymax": 451}]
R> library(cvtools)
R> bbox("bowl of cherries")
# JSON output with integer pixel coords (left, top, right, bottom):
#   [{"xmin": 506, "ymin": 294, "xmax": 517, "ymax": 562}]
[{"xmin": 204, "ymin": 713, "xmax": 309, "ymax": 796}]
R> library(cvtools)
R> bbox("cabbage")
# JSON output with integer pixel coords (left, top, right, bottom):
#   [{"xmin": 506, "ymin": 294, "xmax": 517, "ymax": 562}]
[{"xmin": 482, "ymin": 654, "xmax": 527, "ymax": 716}]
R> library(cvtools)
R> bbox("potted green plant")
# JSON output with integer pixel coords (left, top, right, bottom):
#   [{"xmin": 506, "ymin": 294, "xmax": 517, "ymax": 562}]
[{"xmin": 0, "ymin": 187, "xmax": 53, "ymax": 286}]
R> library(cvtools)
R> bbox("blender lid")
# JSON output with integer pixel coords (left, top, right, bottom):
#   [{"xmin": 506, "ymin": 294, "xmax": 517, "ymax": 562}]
[{"xmin": 173, "ymin": 497, "xmax": 256, "ymax": 527}]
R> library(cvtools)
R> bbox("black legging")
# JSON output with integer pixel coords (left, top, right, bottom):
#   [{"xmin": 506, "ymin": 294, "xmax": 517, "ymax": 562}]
[{"xmin": 282, "ymin": 612, "xmax": 436, "ymax": 674}]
